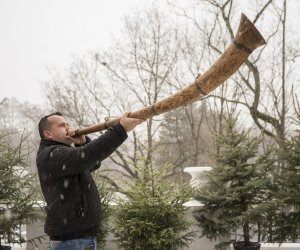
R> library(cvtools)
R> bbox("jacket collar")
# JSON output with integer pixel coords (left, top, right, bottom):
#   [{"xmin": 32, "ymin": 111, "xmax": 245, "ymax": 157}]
[{"xmin": 39, "ymin": 139, "xmax": 71, "ymax": 148}]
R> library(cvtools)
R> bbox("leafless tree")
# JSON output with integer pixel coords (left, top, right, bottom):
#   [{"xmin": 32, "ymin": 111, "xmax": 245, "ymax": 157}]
[
  {"xmin": 157, "ymin": 102, "xmax": 216, "ymax": 173},
  {"xmin": 99, "ymin": 7, "xmax": 184, "ymax": 175},
  {"xmin": 170, "ymin": 0, "xmax": 299, "ymax": 148},
  {"xmin": 43, "ymin": 6, "xmax": 186, "ymax": 189},
  {"xmin": 0, "ymin": 98, "xmax": 44, "ymax": 172}
]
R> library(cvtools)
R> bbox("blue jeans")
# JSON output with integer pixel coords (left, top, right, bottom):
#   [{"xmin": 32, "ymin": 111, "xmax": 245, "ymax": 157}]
[{"xmin": 50, "ymin": 236, "xmax": 97, "ymax": 250}]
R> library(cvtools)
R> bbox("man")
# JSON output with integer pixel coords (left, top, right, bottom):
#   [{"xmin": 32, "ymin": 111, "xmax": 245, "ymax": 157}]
[{"xmin": 36, "ymin": 111, "xmax": 143, "ymax": 250}]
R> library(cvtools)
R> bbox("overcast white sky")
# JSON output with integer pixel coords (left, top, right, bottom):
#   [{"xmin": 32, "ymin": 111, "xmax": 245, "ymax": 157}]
[
  {"xmin": 0, "ymin": 0, "xmax": 299, "ymax": 105},
  {"xmin": 0, "ymin": 0, "xmax": 156, "ymax": 104}
]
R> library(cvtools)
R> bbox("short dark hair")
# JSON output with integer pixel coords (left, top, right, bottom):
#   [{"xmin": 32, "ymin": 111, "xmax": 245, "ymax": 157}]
[{"xmin": 38, "ymin": 112, "xmax": 63, "ymax": 139}]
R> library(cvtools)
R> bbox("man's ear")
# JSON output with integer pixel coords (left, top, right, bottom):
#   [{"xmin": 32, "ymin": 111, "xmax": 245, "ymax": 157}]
[{"xmin": 43, "ymin": 131, "xmax": 52, "ymax": 139}]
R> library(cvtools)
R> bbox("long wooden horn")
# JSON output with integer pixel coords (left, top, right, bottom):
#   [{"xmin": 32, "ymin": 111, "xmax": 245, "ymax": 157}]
[{"xmin": 75, "ymin": 13, "xmax": 266, "ymax": 136}]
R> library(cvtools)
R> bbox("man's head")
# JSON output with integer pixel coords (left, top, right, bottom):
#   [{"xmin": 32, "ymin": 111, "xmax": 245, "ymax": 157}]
[{"xmin": 38, "ymin": 112, "xmax": 72, "ymax": 145}]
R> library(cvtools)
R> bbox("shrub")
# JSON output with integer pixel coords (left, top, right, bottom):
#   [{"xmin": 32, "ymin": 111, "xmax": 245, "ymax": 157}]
[
  {"xmin": 113, "ymin": 165, "xmax": 196, "ymax": 250},
  {"xmin": 0, "ymin": 133, "xmax": 38, "ymax": 247}
]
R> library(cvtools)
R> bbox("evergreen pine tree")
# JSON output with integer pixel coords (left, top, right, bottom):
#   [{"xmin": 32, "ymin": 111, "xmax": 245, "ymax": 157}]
[
  {"xmin": 113, "ymin": 164, "xmax": 196, "ymax": 250},
  {"xmin": 0, "ymin": 133, "xmax": 38, "ymax": 248},
  {"xmin": 194, "ymin": 116, "xmax": 272, "ymax": 249},
  {"xmin": 273, "ymin": 131, "xmax": 300, "ymax": 242}
]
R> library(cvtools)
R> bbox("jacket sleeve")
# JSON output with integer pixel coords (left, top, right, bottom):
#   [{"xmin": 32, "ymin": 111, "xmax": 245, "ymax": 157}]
[
  {"xmin": 74, "ymin": 135, "xmax": 92, "ymax": 147},
  {"xmin": 75, "ymin": 136, "xmax": 99, "ymax": 172},
  {"xmin": 45, "ymin": 123, "xmax": 127, "ymax": 178}
]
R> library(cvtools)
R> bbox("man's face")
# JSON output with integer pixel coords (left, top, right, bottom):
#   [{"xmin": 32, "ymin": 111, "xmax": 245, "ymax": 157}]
[{"xmin": 44, "ymin": 115, "xmax": 72, "ymax": 145}]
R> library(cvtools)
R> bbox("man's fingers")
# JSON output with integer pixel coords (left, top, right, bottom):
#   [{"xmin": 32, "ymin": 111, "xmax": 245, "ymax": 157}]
[
  {"xmin": 120, "ymin": 110, "xmax": 147, "ymax": 132},
  {"xmin": 123, "ymin": 112, "xmax": 131, "ymax": 118},
  {"xmin": 67, "ymin": 128, "xmax": 77, "ymax": 137},
  {"xmin": 135, "ymin": 118, "xmax": 144, "ymax": 124},
  {"xmin": 67, "ymin": 131, "xmax": 75, "ymax": 137}
]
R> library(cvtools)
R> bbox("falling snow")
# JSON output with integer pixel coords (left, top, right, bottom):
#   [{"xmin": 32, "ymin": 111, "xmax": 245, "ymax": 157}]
[
  {"xmin": 4, "ymin": 209, "xmax": 12, "ymax": 220},
  {"xmin": 64, "ymin": 179, "xmax": 69, "ymax": 188},
  {"xmin": 63, "ymin": 218, "xmax": 67, "ymax": 225}
]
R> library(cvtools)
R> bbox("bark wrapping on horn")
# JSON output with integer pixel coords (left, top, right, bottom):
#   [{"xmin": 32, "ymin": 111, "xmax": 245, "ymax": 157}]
[{"xmin": 75, "ymin": 13, "xmax": 266, "ymax": 137}]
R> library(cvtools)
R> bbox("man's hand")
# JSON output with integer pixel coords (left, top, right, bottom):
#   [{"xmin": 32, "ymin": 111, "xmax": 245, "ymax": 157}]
[
  {"xmin": 66, "ymin": 128, "xmax": 87, "ymax": 145},
  {"xmin": 120, "ymin": 112, "xmax": 144, "ymax": 132}
]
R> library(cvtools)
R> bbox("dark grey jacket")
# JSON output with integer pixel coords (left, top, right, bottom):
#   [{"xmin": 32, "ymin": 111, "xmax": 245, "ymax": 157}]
[{"xmin": 36, "ymin": 123, "xmax": 127, "ymax": 240}]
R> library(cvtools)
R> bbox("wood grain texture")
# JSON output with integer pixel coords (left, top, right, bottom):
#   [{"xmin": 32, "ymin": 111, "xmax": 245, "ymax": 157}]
[{"xmin": 75, "ymin": 13, "xmax": 266, "ymax": 136}]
